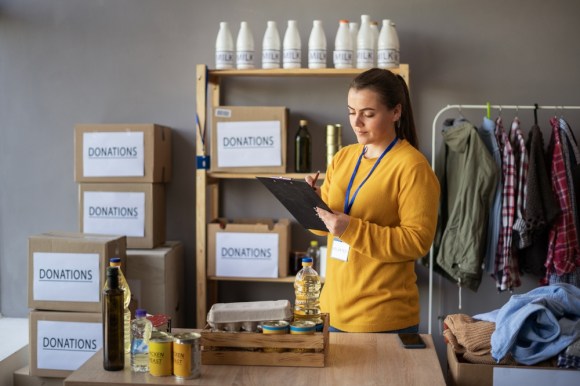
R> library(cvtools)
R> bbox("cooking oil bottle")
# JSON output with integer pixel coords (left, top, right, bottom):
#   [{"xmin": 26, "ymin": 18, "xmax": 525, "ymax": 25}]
[
  {"xmin": 104, "ymin": 257, "xmax": 132, "ymax": 354},
  {"xmin": 294, "ymin": 257, "xmax": 323, "ymax": 324}
]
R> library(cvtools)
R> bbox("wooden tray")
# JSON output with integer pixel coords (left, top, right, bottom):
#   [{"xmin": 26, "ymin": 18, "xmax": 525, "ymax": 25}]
[{"xmin": 201, "ymin": 313, "xmax": 329, "ymax": 367}]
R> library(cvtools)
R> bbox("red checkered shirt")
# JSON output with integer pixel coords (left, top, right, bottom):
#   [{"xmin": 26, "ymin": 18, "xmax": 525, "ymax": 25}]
[
  {"xmin": 495, "ymin": 117, "xmax": 521, "ymax": 291},
  {"xmin": 546, "ymin": 117, "xmax": 580, "ymax": 282},
  {"xmin": 509, "ymin": 117, "xmax": 531, "ymax": 249}
]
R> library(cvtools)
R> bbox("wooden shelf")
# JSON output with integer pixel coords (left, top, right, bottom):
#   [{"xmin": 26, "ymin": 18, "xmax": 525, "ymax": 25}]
[
  {"xmin": 195, "ymin": 63, "xmax": 410, "ymax": 328},
  {"xmin": 208, "ymin": 172, "xmax": 326, "ymax": 180},
  {"xmin": 208, "ymin": 64, "xmax": 409, "ymax": 85}
]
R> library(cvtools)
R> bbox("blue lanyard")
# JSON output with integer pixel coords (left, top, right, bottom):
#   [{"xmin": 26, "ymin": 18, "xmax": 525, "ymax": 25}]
[{"xmin": 343, "ymin": 137, "xmax": 399, "ymax": 215}]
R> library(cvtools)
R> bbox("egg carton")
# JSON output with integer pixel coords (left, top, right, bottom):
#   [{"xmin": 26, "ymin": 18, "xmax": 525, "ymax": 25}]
[{"xmin": 206, "ymin": 300, "xmax": 292, "ymax": 332}]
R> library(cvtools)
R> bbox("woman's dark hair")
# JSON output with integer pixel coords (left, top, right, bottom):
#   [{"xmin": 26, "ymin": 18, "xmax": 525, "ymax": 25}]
[{"xmin": 349, "ymin": 68, "xmax": 418, "ymax": 148}]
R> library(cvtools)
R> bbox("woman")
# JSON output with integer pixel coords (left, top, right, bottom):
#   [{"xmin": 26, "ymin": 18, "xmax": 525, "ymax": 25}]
[{"xmin": 307, "ymin": 68, "xmax": 440, "ymax": 333}]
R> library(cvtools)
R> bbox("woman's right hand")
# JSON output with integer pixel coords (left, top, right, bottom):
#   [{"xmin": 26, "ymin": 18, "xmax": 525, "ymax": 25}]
[{"xmin": 305, "ymin": 173, "xmax": 321, "ymax": 196}]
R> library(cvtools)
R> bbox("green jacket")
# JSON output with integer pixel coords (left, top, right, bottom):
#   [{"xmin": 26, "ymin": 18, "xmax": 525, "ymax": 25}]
[{"xmin": 433, "ymin": 118, "xmax": 499, "ymax": 291}]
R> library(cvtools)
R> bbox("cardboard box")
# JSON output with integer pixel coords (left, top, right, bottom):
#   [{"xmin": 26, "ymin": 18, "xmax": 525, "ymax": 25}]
[
  {"xmin": 78, "ymin": 183, "xmax": 165, "ymax": 249},
  {"xmin": 210, "ymin": 106, "xmax": 287, "ymax": 173},
  {"xmin": 13, "ymin": 366, "xmax": 64, "ymax": 386},
  {"xmin": 446, "ymin": 343, "xmax": 571, "ymax": 386},
  {"xmin": 125, "ymin": 241, "xmax": 184, "ymax": 327},
  {"xmin": 29, "ymin": 311, "xmax": 102, "ymax": 378},
  {"xmin": 28, "ymin": 232, "xmax": 126, "ymax": 313},
  {"xmin": 74, "ymin": 124, "xmax": 172, "ymax": 183},
  {"xmin": 207, "ymin": 218, "xmax": 290, "ymax": 278}
]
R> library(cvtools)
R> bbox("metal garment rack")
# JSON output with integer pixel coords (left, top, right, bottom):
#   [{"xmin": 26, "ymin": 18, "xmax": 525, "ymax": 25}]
[{"xmin": 427, "ymin": 104, "xmax": 580, "ymax": 334}]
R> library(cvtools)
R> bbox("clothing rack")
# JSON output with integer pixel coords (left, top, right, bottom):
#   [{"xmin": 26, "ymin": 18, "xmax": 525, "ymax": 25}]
[{"xmin": 427, "ymin": 104, "xmax": 580, "ymax": 334}]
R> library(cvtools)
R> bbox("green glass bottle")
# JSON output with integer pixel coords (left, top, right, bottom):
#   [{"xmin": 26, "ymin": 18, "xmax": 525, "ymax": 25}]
[
  {"xmin": 103, "ymin": 266, "xmax": 124, "ymax": 371},
  {"xmin": 295, "ymin": 119, "xmax": 312, "ymax": 173}
]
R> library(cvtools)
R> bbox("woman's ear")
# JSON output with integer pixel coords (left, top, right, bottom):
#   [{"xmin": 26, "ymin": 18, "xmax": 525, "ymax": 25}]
[{"xmin": 393, "ymin": 103, "xmax": 402, "ymax": 122}]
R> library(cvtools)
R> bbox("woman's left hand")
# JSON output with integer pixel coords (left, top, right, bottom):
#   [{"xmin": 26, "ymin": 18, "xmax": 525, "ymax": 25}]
[{"xmin": 316, "ymin": 207, "xmax": 350, "ymax": 236}]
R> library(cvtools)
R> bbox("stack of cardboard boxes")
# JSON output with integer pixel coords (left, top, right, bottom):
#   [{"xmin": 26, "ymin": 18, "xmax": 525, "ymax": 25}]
[{"xmin": 21, "ymin": 124, "xmax": 184, "ymax": 383}]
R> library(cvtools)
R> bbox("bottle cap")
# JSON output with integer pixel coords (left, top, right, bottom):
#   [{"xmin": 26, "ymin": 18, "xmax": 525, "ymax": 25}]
[
  {"xmin": 136, "ymin": 309, "xmax": 147, "ymax": 318},
  {"xmin": 299, "ymin": 119, "xmax": 308, "ymax": 126},
  {"xmin": 302, "ymin": 257, "xmax": 313, "ymax": 263},
  {"xmin": 310, "ymin": 240, "xmax": 318, "ymax": 247},
  {"xmin": 340, "ymin": 19, "xmax": 349, "ymax": 23}
]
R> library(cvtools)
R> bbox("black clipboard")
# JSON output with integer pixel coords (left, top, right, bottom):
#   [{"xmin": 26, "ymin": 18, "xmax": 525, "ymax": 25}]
[{"xmin": 256, "ymin": 176, "xmax": 331, "ymax": 231}]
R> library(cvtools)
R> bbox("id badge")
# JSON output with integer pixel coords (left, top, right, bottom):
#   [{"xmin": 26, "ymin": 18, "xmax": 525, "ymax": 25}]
[{"xmin": 330, "ymin": 237, "xmax": 349, "ymax": 262}]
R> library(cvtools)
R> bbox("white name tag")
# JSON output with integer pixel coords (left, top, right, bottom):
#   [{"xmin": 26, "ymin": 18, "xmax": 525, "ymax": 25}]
[{"xmin": 330, "ymin": 238, "xmax": 349, "ymax": 261}]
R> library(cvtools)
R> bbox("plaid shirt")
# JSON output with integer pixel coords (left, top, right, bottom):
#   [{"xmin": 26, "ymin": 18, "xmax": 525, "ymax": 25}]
[
  {"xmin": 546, "ymin": 117, "xmax": 580, "ymax": 282},
  {"xmin": 509, "ymin": 117, "xmax": 531, "ymax": 249},
  {"xmin": 494, "ymin": 117, "xmax": 521, "ymax": 291}
]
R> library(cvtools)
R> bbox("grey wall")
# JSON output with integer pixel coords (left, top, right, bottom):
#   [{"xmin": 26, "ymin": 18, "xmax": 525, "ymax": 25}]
[{"xmin": 2, "ymin": 0, "xmax": 580, "ymax": 364}]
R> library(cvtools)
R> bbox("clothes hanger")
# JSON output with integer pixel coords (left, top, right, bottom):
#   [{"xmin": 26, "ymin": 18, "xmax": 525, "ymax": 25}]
[{"xmin": 534, "ymin": 103, "xmax": 539, "ymax": 125}]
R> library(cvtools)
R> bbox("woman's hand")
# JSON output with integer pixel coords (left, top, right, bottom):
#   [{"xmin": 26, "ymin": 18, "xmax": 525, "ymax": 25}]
[
  {"xmin": 316, "ymin": 207, "xmax": 350, "ymax": 236},
  {"xmin": 305, "ymin": 172, "xmax": 321, "ymax": 196}
]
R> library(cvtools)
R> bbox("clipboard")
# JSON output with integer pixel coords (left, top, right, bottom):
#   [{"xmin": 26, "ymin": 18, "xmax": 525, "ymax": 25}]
[{"xmin": 256, "ymin": 176, "xmax": 331, "ymax": 231}]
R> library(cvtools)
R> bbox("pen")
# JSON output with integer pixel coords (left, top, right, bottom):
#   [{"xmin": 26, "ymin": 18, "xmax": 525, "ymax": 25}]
[{"xmin": 311, "ymin": 170, "xmax": 320, "ymax": 188}]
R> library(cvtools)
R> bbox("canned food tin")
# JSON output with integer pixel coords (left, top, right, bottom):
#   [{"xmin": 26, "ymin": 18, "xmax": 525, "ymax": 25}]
[
  {"xmin": 149, "ymin": 331, "xmax": 174, "ymax": 377},
  {"xmin": 262, "ymin": 320, "xmax": 289, "ymax": 353},
  {"xmin": 173, "ymin": 332, "xmax": 201, "ymax": 379},
  {"xmin": 290, "ymin": 320, "xmax": 316, "ymax": 334}
]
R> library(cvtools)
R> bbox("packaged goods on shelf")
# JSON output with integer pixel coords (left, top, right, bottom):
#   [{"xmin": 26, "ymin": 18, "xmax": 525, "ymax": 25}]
[
  {"xmin": 211, "ymin": 106, "xmax": 288, "ymax": 173},
  {"xmin": 207, "ymin": 218, "xmax": 290, "ymax": 278}
]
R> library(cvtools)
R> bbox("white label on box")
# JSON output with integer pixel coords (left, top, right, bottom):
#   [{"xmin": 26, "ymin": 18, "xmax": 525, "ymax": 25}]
[
  {"xmin": 216, "ymin": 121, "xmax": 282, "ymax": 167},
  {"xmin": 83, "ymin": 191, "xmax": 145, "ymax": 237},
  {"xmin": 37, "ymin": 320, "xmax": 102, "ymax": 371},
  {"xmin": 216, "ymin": 232, "xmax": 279, "ymax": 278},
  {"xmin": 83, "ymin": 131, "xmax": 144, "ymax": 177},
  {"xmin": 33, "ymin": 252, "xmax": 100, "ymax": 302}
]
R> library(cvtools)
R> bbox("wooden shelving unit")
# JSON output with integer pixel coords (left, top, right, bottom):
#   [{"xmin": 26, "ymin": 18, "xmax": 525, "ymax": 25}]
[{"xmin": 195, "ymin": 64, "xmax": 409, "ymax": 327}]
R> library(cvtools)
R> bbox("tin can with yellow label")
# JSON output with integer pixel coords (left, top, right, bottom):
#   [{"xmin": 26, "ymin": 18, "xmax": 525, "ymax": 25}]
[
  {"xmin": 173, "ymin": 332, "xmax": 201, "ymax": 379},
  {"xmin": 148, "ymin": 331, "xmax": 173, "ymax": 377}
]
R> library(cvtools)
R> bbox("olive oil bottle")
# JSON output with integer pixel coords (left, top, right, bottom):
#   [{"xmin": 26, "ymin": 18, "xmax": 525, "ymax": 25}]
[
  {"xmin": 103, "ymin": 266, "xmax": 124, "ymax": 371},
  {"xmin": 295, "ymin": 119, "xmax": 311, "ymax": 173}
]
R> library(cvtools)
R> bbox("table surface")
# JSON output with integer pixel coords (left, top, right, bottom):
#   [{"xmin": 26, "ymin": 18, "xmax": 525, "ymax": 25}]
[{"xmin": 64, "ymin": 333, "xmax": 445, "ymax": 386}]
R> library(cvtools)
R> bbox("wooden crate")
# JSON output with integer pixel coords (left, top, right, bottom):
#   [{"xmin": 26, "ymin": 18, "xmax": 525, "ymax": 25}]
[{"xmin": 201, "ymin": 314, "xmax": 329, "ymax": 367}]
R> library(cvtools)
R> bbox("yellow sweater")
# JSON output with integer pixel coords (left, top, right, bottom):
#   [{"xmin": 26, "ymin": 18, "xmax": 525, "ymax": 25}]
[{"xmin": 318, "ymin": 140, "xmax": 440, "ymax": 332}]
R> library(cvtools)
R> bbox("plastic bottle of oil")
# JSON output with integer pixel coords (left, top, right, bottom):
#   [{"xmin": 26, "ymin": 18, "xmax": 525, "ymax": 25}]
[
  {"xmin": 294, "ymin": 257, "xmax": 322, "ymax": 324},
  {"xmin": 104, "ymin": 257, "xmax": 131, "ymax": 355}
]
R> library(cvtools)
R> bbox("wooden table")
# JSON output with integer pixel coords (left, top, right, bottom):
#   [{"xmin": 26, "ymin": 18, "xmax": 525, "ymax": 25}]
[{"xmin": 64, "ymin": 333, "xmax": 445, "ymax": 386}]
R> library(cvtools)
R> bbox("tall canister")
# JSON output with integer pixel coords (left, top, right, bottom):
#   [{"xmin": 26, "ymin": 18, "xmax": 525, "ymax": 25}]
[
  {"xmin": 173, "ymin": 332, "xmax": 201, "ymax": 379},
  {"xmin": 326, "ymin": 124, "xmax": 342, "ymax": 166}
]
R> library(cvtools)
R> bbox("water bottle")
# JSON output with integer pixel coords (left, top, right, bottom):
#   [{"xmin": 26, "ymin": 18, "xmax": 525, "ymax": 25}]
[
  {"xmin": 215, "ymin": 21, "xmax": 235, "ymax": 69},
  {"xmin": 294, "ymin": 257, "xmax": 323, "ymax": 325},
  {"xmin": 308, "ymin": 20, "xmax": 327, "ymax": 69},
  {"xmin": 130, "ymin": 309, "xmax": 153, "ymax": 372},
  {"xmin": 283, "ymin": 20, "xmax": 301, "ymax": 69},
  {"xmin": 262, "ymin": 21, "xmax": 281, "ymax": 69},
  {"xmin": 236, "ymin": 21, "xmax": 254, "ymax": 69},
  {"xmin": 306, "ymin": 240, "xmax": 321, "ymax": 273},
  {"xmin": 349, "ymin": 22, "xmax": 359, "ymax": 68},
  {"xmin": 357, "ymin": 15, "xmax": 374, "ymax": 69},
  {"xmin": 103, "ymin": 257, "xmax": 131, "ymax": 355},
  {"xmin": 378, "ymin": 20, "xmax": 400, "ymax": 68},
  {"xmin": 295, "ymin": 119, "xmax": 311, "ymax": 173},
  {"xmin": 333, "ymin": 20, "xmax": 353, "ymax": 69}
]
